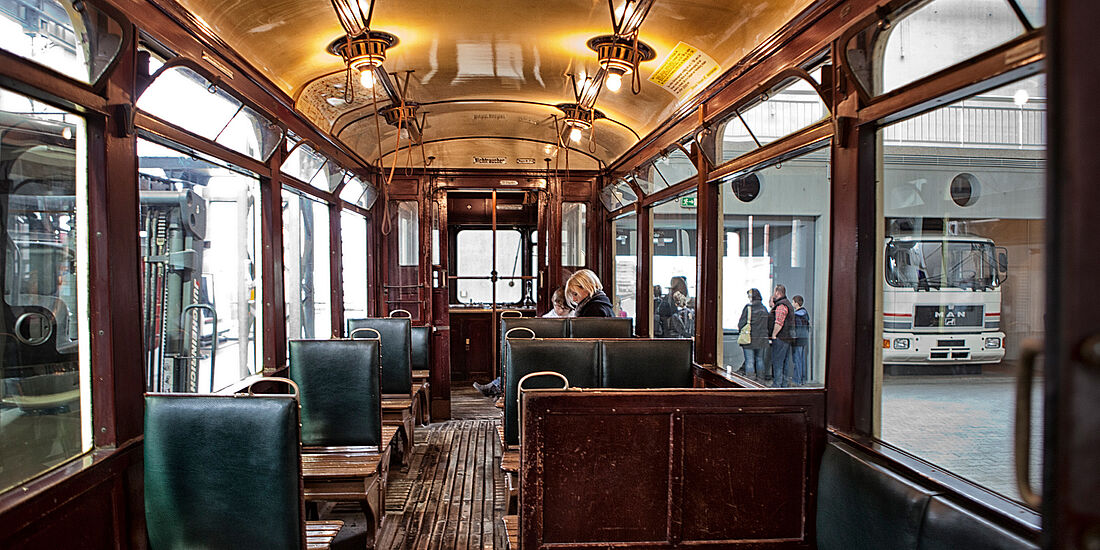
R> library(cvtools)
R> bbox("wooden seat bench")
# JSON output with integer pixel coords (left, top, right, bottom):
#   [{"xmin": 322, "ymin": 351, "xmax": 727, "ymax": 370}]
[
  {"xmin": 502, "ymin": 515, "xmax": 519, "ymax": 549},
  {"xmin": 305, "ymin": 520, "xmax": 345, "ymax": 549}
]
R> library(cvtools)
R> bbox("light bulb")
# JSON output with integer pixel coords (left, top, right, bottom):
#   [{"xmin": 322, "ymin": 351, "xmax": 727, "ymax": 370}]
[
  {"xmin": 569, "ymin": 127, "xmax": 583, "ymax": 143},
  {"xmin": 1013, "ymin": 89, "xmax": 1029, "ymax": 106},
  {"xmin": 606, "ymin": 72, "xmax": 622, "ymax": 92},
  {"xmin": 360, "ymin": 68, "xmax": 375, "ymax": 88}
]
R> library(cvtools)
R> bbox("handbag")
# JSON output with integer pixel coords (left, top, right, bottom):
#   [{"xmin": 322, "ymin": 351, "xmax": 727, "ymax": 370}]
[{"xmin": 737, "ymin": 306, "xmax": 752, "ymax": 345}]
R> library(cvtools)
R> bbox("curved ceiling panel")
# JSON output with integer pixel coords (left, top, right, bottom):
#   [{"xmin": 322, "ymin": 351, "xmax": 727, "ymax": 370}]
[
  {"xmin": 174, "ymin": 0, "xmax": 815, "ymax": 167},
  {"xmin": 374, "ymin": 137, "xmax": 601, "ymax": 171}
]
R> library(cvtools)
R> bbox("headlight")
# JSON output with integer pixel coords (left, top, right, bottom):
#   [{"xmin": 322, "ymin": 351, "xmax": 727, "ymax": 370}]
[
  {"xmin": 893, "ymin": 338, "xmax": 910, "ymax": 350},
  {"xmin": 985, "ymin": 337, "xmax": 1001, "ymax": 349}
]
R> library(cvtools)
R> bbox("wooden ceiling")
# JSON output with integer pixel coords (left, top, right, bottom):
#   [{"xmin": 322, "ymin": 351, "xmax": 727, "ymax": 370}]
[{"xmin": 172, "ymin": 0, "xmax": 813, "ymax": 169}]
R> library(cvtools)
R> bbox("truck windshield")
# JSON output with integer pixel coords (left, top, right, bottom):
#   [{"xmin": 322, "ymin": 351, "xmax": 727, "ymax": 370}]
[{"xmin": 886, "ymin": 240, "xmax": 999, "ymax": 290}]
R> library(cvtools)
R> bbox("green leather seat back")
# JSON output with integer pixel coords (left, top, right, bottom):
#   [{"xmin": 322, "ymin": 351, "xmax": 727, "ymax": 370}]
[
  {"xmin": 568, "ymin": 317, "xmax": 634, "ymax": 338},
  {"xmin": 600, "ymin": 339, "xmax": 693, "ymax": 388},
  {"xmin": 145, "ymin": 395, "xmax": 302, "ymax": 550},
  {"xmin": 817, "ymin": 442, "xmax": 934, "ymax": 550},
  {"xmin": 410, "ymin": 326, "xmax": 431, "ymax": 372},
  {"xmin": 348, "ymin": 318, "xmax": 412, "ymax": 394},
  {"xmin": 917, "ymin": 497, "xmax": 1038, "ymax": 550},
  {"xmin": 499, "ymin": 318, "xmax": 568, "ymax": 377},
  {"xmin": 289, "ymin": 339, "xmax": 382, "ymax": 447},
  {"xmin": 504, "ymin": 339, "xmax": 598, "ymax": 446}
]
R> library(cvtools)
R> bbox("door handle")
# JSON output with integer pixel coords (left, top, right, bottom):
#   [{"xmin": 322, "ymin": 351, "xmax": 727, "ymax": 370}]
[{"xmin": 1014, "ymin": 337, "xmax": 1042, "ymax": 508}]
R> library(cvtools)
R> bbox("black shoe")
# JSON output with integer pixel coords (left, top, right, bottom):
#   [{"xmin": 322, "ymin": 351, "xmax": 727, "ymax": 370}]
[
  {"xmin": 735, "ymin": 367, "xmax": 746, "ymax": 375},
  {"xmin": 473, "ymin": 382, "xmax": 494, "ymax": 397}
]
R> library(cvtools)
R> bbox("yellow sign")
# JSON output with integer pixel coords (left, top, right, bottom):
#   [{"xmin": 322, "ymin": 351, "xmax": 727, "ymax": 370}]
[{"xmin": 648, "ymin": 42, "xmax": 721, "ymax": 98}]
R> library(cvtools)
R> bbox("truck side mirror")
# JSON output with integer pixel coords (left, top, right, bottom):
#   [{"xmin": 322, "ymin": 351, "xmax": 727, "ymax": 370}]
[{"xmin": 998, "ymin": 251, "xmax": 1009, "ymax": 273}]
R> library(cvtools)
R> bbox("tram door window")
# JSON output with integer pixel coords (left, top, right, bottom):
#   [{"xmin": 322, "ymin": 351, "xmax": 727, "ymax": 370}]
[
  {"xmin": 341, "ymin": 210, "xmax": 370, "ymax": 323},
  {"xmin": 0, "ymin": 88, "xmax": 91, "ymax": 494},
  {"xmin": 138, "ymin": 138, "xmax": 262, "ymax": 393},
  {"xmin": 876, "ymin": 75, "xmax": 1046, "ymax": 504},
  {"xmin": 652, "ymin": 193, "xmax": 697, "ymax": 339},
  {"xmin": 386, "ymin": 200, "xmax": 420, "ymax": 319},
  {"xmin": 612, "ymin": 213, "xmax": 638, "ymax": 323},
  {"xmin": 455, "ymin": 230, "xmax": 525, "ymax": 305},
  {"xmin": 718, "ymin": 147, "xmax": 830, "ymax": 386},
  {"xmin": 282, "ymin": 189, "xmax": 331, "ymax": 340},
  {"xmin": 561, "ymin": 202, "xmax": 587, "ymax": 272}
]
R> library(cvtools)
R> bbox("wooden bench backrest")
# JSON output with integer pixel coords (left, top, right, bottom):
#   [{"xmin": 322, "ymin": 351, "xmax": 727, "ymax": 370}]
[
  {"xmin": 144, "ymin": 394, "xmax": 307, "ymax": 549},
  {"xmin": 519, "ymin": 388, "xmax": 825, "ymax": 548},
  {"xmin": 289, "ymin": 339, "xmax": 383, "ymax": 447}
]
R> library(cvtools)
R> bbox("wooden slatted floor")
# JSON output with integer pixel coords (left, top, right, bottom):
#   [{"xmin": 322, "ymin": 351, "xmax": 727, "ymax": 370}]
[{"xmin": 335, "ymin": 386, "xmax": 507, "ymax": 549}]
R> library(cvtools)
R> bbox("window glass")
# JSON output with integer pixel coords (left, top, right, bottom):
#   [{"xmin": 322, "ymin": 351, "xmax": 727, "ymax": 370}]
[
  {"xmin": 717, "ymin": 77, "xmax": 829, "ymax": 164},
  {"xmin": 137, "ymin": 66, "xmax": 282, "ymax": 161},
  {"xmin": 138, "ymin": 138, "xmax": 262, "ymax": 392},
  {"xmin": 0, "ymin": 88, "xmax": 91, "ymax": 493},
  {"xmin": 718, "ymin": 147, "xmax": 830, "ymax": 386},
  {"xmin": 598, "ymin": 179, "xmax": 638, "ymax": 211},
  {"xmin": 631, "ymin": 164, "xmax": 668, "ymax": 195},
  {"xmin": 280, "ymin": 137, "xmax": 341, "ymax": 191},
  {"xmin": 339, "ymin": 174, "xmax": 378, "ymax": 210},
  {"xmin": 386, "ymin": 200, "xmax": 420, "ymax": 319},
  {"xmin": 652, "ymin": 193, "xmax": 697, "ymax": 339},
  {"xmin": 282, "ymin": 189, "xmax": 332, "ymax": 341},
  {"xmin": 612, "ymin": 214, "xmax": 638, "ymax": 322},
  {"xmin": 562, "ymin": 202, "xmax": 587, "ymax": 270},
  {"xmin": 455, "ymin": 230, "xmax": 523, "ymax": 304},
  {"xmin": 0, "ymin": 0, "xmax": 123, "ymax": 84},
  {"xmin": 848, "ymin": 0, "xmax": 1038, "ymax": 97},
  {"xmin": 652, "ymin": 147, "xmax": 697, "ymax": 187},
  {"xmin": 341, "ymin": 210, "xmax": 370, "ymax": 323},
  {"xmin": 877, "ymin": 75, "xmax": 1045, "ymax": 503}
]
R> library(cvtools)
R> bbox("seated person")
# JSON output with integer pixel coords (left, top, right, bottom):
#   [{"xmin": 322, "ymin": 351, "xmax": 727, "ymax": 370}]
[{"xmin": 474, "ymin": 287, "xmax": 572, "ymax": 397}]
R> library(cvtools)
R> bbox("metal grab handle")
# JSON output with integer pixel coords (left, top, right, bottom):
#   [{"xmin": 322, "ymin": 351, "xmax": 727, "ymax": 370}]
[
  {"xmin": 505, "ymin": 327, "xmax": 536, "ymax": 339},
  {"xmin": 241, "ymin": 377, "xmax": 300, "ymax": 400},
  {"xmin": 349, "ymin": 327, "xmax": 382, "ymax": 340},
  {"xmin": 1014, "ymin": 338, "xmax": 1043, "ymax": 509},
  {"xmin": 517, "ymin": 371, "xmax": 569, "ymax": 443},
  {"xmin": 181, "ymin": 303, "xmax": 217, "ymax": 392},
  {"xmin": 500, "ymin": 310, "xmax": 523, "ymax": 318},
  {"xmin": 389, "ymin": 309, "xmax": 412, "ymax": 318}
]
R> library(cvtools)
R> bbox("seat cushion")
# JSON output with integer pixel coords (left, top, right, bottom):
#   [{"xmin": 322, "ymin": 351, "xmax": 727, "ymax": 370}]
[
  {"xmin": 145, "ymin": 395, "xmax": 303, "ymax": 549},
  {"xmin": 918, "ymin": 496, "xmax": 1038, "ymax": 550},
  {"xmin": 817, "ymin": 442, "xmax": 935, "ymax": 550},
  {"xmin": 410, "ymin": 326, "xmax": 431, "ymax": 372},
  {"xmin": 503, "ymin": 339, "xmax": 598, "ymax": 446},
  {"xmin": 568, "ymin": 317, "xmax": 633, "ymax": 338},
  {"xmin": 289, "ymin": 339, "xmax": 383, "ymax": 447},
  {"xmin": 599, "ymin": 339, "xmax": 693, "ymax": 388},
  {"xmin": 348, "ymin": 318, "xmax": 413, "ymax": 394}
]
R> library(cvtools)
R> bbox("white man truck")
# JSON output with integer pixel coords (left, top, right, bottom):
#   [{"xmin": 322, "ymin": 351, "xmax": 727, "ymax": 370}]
[{"xmin": 882, "ymin": 233, "xmax": 1008, "ymax": 366}]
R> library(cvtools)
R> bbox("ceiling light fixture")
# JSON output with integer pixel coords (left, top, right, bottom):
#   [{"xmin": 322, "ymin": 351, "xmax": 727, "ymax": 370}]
[
  {"xmin": 328, "ymin": 0, "xmax": 397, "ymax": 101},
  {"xmin": 587, "ymin": 35, "xmax": 655, "ymax": 94},
  {"xmin": 556, "ymin": 102, "xmax": 603, "ymax": 148}
]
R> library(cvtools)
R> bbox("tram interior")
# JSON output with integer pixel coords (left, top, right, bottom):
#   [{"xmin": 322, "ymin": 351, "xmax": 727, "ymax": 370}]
[{"xmin": 0, "ymin": 0, "xmax": 1086, "ymax": 548}]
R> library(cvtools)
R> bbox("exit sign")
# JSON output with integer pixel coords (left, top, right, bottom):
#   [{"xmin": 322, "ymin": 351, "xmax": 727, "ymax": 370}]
[{"xmin": 679, "ymin": 196, "xmax": 697, "ymax": 208}]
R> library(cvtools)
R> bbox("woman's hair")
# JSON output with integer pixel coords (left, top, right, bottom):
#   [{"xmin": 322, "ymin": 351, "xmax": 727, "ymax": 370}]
[
  {"xmin": 670, "ymin": 276, "xmax": 688, "ymax": 296},
  {"xmin": 748, "ymin": 288, "xmax": 762, "ymax": 301},
  {"xmin": 566, "ymin": 269, "xmax": 603, "ymax": 301}
]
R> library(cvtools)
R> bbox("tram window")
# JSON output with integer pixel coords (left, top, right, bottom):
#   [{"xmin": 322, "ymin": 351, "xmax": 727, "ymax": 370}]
[
  {"xmin": 0, "ymin": 0, "xmax": 122, "ymax": 84},
  {"xmin": 652, "ymin": 146, "xmax": 697, "ymax": 187},
  {"xmin": 612, "ymin": 213, "xmax": 638, "ymax": 322},
  {"xmin": 282, "ymin": 189, "xmax": 332, "ymax": 340},
  {"xmin": 876, "ymin": 75, "xmax": 1046, "ymax": 505},
  {"xmin": 281, "ymin": 136, "xmax": 343, "ymax": 192},
  {"xmin": 137, "ymin": 66, "xmax": 282, "ymax": 161},
  {"xmin": 718, "ymin": 146, "xmax": 830, "ymax": 386},
  {"xmin": 455, "ymin": 230, "xmax": 524, "ymax": 305},
  {"xmin": 0, "ymin": 88, "xmax": 91, "ymax": 494},
  {"xmin": 562, "ymin": 202, "xmax": 587, "ymax": 270},
  {"xmin": 717, "ymin": 77, "xmax": 829, "ymax": 164},
  {"xmin": 339, "ymin": 174, "xmax": 378, "ymax": 210},
  {"xmin": 847, "ymin": 0, "xmax": 1041, "ymax": 98},
  {"xmin": 386, "ymin": 200, "xmax": 420, "ymax": 318},
  {"xmin": 341, "ymin": 210, "xmax": 370, "ymax": 322},
  {"xmin": 138, "ymin": 138, "xmax": 263, "ymax": 393},
  {"xmin": 598, "ymin": 178, "xmax": 637, "ymax": 211},
  {"xmin": 652, "ymin": 193, "xmax": 697, "ymax": 338},
  {"xmin": 397, "ymin": 201, "xmax": 419, "ymax": 266}
]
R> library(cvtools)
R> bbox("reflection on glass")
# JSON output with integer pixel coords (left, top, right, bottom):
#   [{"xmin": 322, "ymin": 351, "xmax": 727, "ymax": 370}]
[
  {"xmin": 598, "ymin": 179, "xmax": 638, "ymax": 211},
  {"xmin": 612, "ymin": 214, "xmax": 638, "ymax": 322},
  {"xmin": 0, "ymin": 88, "xmax": 90, "ymax": 493},
  {"xmin": 0, "ymin": 0, "xmax": 123, "ymax": 84},
  {"xmin": 718, "ymin": 147, "xmax": 830, "ymax": 387},
  {"xmin": 283, "ymin": 189, "xmax": 332, "ymax": 341},
  {"xmin": 562, "ymin": 202, "xmax": 587, "ymax": 269},
  {"xmin": 138, "ymin": 138, "xmax": 262, "ymax": 393},
  {"xmin": 342, "ymin": 210, "xmax": 370, "ymax": 324},
  {"xmin": 138, "ymin": 67, "xmax": 282, "ymax": 161},
  {"xmin": 877, "ymin": 75, "xmax": 1046, "ymax": 503},
  {"xmin": 652, "ymin": 193, "xmax": 697, "ymax": 339},
  {"xmin": 339, "ymin": 175, "xmax": 378, "ymax": 210},
  {"xmin": 652, "ymin": 147, "xmax": 697, "ymax": 187},
  {"xmin": 718, "ymin": 77, "xmax": 828, "ymax": 163}
]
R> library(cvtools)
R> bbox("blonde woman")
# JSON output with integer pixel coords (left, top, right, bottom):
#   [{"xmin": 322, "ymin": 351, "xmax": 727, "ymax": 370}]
[{"xmin": 565, "ymin": 269, "xmax": 614, "ymax": 317}]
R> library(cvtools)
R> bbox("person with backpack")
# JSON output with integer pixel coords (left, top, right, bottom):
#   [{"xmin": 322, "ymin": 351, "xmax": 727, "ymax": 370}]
[
  {"xmin": 736, "ymin": 288, "xmax": 769, "ymax": 378},
  {"xmin": 790, "ymin": 295, "xmax": 811, "ymax": 386}
]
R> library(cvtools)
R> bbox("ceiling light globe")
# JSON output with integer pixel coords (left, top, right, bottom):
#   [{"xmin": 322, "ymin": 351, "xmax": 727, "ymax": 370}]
[
  {"xmin": 606, "ymin": 72, "xmax": 622, "ymax": 92},
  {"xmin": 360, "ymin": 68, "xmax": 375, "ymax": 88},
  {"xmin": 569, "ymin": 127, "xmax": 583, "ymax": 143}
]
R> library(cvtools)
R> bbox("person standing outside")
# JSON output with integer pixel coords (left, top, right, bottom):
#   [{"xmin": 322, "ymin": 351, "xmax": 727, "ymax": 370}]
[
  {"xmin": 737, "ymin": 288, "xmax": 769, "ymax": 378},
  {"xmin": 768, "ymin": 284, "xmax": 795, "ymax": 388},
  {"xmin": 790, "ymin": 295, "xmax": 811, "ymax": 386}
]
